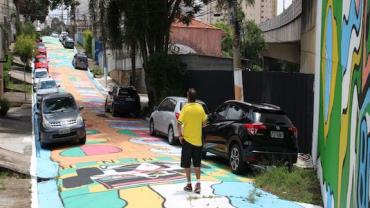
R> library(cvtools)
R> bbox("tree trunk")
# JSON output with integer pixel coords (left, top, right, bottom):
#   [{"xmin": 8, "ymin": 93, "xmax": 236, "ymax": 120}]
[{"xmin": 130, "ymin": 45, "xmax": 136, "ymax": 88}]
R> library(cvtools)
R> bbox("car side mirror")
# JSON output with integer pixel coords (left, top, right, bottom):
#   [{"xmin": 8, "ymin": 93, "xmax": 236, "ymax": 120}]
[
  {"xmin": 153, "ymin": 106, "xmax": 158, "ymax": 111},
  {"xmin": 79, "ymin": 106, "xmax": 84, "ymax": 111},
  {"xmin": 57, "ymin": 84, "xmax": 61, "ymax": 88},
  {"xmin": 33, "ymin": 86, "xmax": 37, "ymax": 92},
  {"xmin": 108, "ymin": 91, "xmax": 113, "ymax": 95},
  {"xmin": 35, "ymin": 111, "xmax": 40, "ymax": 115}
]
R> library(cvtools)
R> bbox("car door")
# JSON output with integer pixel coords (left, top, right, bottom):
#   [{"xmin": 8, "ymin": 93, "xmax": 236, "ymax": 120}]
[
  {"xmin": 203, "ymin": 104, "xmax": 230, "ymax": 156},
  {"xmin": 107, "ymin": 87, "xmax": 117, "ymax": 107},
  {"xmin": 162, "ymin": 98, "xmax": 177, "ymax": 134},
  {"xmin": 155, "ymin": 98, "xmax": 170, "ymax": 134},
  {"xmin": 224, "ymin": 104, "xmax": 246, "ymax": 151}
]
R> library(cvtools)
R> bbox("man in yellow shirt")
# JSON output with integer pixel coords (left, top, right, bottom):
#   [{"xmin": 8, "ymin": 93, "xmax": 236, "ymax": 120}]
[{"xmin": 177, "ymin": 88, "xmax": 207, "ymax": 194}]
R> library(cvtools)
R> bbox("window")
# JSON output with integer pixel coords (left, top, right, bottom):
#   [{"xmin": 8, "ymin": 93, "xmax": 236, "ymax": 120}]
[
  {"xmin": 44, "ymin": 97, "xmax": 76, "ymax": 113},
  {"xmin": 158, "ymin": 99, "xmax": 170, "ymax": 111},
  {"xmin": 168, "ymin": 99, "xmax": 176, "ymax": 112},
  {"xmin": 216, "ymin": 104, "xmax": 228, "ymax": 118},
  {"xmin": 226, "ymin": 105, "xmax": 244, "ymax": 120},
  {"xmin": 253, "ymin": 111, "xmax": 293, "ymax": 125}
]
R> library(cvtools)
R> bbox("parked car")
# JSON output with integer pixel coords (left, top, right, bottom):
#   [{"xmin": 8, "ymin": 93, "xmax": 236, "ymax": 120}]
[
  {"xmin": 63, "ymin": 37, "xmax": 74, "ymax": 49},
  {"xmin": 202, "ymin": 100, "xmax": 298, "ymax": 174},
  {"xmin": 59, "ymin": 32, "xmax": 68, "ymax": 42},
  {"xmin": 104, "ymin": 86, "xmax": 140, "ymax": 117},
  {"xmin": 72, "ymin": 53, "xmax": 88, "ymax": 70},
  {"xmin": 35, "ymin": 77, "xmax": 59, "ymax": 107},
  {"xmin": 37, "ymin": 92, "xmax": 86, "ymax": 148},
  {"xmin": 149, "ymin": 97, "xmax": 208, "ymax": 145},
  {"xmin": 34, "ymin": 54, "xmax": 49, "ymax": 71},
  {"xmin": 37, "ymin": 47, "xmax": 47, "ymax": 57},
  {"xmin": 51, "ymin": 32, "xmax": 59, "ymax": 38},
  {"xmin": 33, "ymin": 68, "xmax": 49, "ymax": 86}
]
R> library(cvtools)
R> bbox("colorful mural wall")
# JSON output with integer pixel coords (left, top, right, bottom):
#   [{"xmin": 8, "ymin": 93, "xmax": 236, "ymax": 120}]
[{"xmin": 317, "ymin": 0, "xmax": 370, "ymax": 207}]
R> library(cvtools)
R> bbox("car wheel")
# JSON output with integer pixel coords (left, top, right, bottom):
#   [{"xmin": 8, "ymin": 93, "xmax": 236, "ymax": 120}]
[
  {"xmin": 229, "ymin": 143, "xmax": 246, "ymax": 174},
  {"xmin": 168, "ymin": 125, "xmax": 176, "ymax": 145},
  {"xmin": 104, "ymin": 99, "xmax": 110, "ymax": 112},
  {"xmin": 149, "ymin": 120, "xmax": 156, "ymax": 136},
  {"xmin": 40, "ymin": 135, "xmax": 49, "ymax": 149},
  {"xmin": 112, "ymin": 105, "xmax": 118, "ymax": 117},
  {"xmin": 79, "ymin": 136, "xmax": 86, "ymax": 145}
]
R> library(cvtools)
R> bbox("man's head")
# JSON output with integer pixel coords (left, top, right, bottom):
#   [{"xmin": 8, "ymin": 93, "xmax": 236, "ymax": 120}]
[{"xmin": 187, "ymin": 88, "xmax": 197, "ymax": 103}]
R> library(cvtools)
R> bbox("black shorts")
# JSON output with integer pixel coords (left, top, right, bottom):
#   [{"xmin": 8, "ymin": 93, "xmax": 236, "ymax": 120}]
[{"xmin": 181, "ymin": 140, "xmax": 202, "ymax": 168}]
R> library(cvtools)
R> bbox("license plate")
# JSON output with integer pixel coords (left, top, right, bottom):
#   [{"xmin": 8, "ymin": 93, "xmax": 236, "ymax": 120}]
[
  {"xmin": 271, "ymin": 131, "xmax": 284, "ymax": 139},
  {"xmin": 59, "ymin": 128, "xmax": 71, "ymax": 135}
]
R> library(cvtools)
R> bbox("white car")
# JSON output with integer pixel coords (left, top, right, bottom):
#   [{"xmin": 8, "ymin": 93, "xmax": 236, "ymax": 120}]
[
  {"xmin": 35, "ymin": 77, "xmax": 60, "ymax": 107},
  {"xmin": 33, "ymin": 68, "xmax": 49, "ymax": 86},
  {"xmin": 51, "ymin": 32, "xmax": 59, "ymax": 38},
  {"xmin": 149, "ymin": 97, "xmax": 208, "ymax": 145}
]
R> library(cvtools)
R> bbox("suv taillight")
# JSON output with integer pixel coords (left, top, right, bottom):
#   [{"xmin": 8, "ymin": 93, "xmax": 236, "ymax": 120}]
[
  {"xmin": 289, "ymin": 127, "xmax": 298, "ymax": 138},
  {"xmin": 244, "ymin": 123, "xmax": 267, "ymax": 135},
  {"xmin": 175, "ymin": 112, "xmax": 180, "ymax": 120}
]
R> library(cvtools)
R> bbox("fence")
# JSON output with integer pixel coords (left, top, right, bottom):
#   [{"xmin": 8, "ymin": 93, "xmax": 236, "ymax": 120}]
[{"xmin": 185, "ymin": 68, "xmax": 314, "ymax": 153}]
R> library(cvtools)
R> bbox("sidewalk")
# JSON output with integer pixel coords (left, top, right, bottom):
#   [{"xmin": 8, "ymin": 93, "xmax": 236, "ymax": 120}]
[
  {"xmin": 8, "ymin": 69, "xmax": 33, "ymax": 84},
  {"xmin": 0, "ymin": 104, "xmax": 32, "ymax": 208},
  {"xmin": 4, "ymin": 92, "xmax": 32, "ymax": 106}
]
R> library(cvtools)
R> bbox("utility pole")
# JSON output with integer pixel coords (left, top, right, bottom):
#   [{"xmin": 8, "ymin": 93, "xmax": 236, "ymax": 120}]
[{"xmin": 229, "ymin": 0, "xmax": 244, "ymax": 101}]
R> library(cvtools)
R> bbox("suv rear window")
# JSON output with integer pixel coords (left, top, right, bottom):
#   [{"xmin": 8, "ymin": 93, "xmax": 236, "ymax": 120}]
[
  {"xmin": 118, "ymin": 88, "xmax": 137, "ymax": 97},
  {"xmin": 253, "ymin": 111, "xmax": 292, "ymax": 125}
]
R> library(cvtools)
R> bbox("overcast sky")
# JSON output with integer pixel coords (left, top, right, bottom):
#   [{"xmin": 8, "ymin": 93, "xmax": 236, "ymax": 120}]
[{"xmin": 277, "ymin": 0, "xmax": 293, "ymax": 15}]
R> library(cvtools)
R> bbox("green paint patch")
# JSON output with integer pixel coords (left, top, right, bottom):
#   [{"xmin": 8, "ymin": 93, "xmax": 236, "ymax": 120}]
[
  {"xmin": 60, "ymin": 185, "xmax": 91, "ymax": 200},
  {"xmin": 117, "ymin": 129, "xmax": 137, "ymax": 137},
  {"xmin": 75, "ymin": 161, "xmax": 102, "ymax": 169},
  {"xmin": 59, "ymin": 168, "xmax": 77, "ymax": 176},
  {"xmin": 87, "ymin": 129, "xmax": 100, "ymax": 135},
  {"xmin": 62, "ymin": 190, "xmax": 126, "ymax": 208},
  {"xmin": 86, "ymin": 139, "xmax": 106, "ymax": 144},
  {"xmin": 60, "ymin": 147, "xmax": 85, "ymax": 157}
]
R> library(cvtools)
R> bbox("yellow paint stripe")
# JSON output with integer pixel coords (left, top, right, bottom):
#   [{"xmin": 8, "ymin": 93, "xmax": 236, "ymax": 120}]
[{"xmin": 119, "ymin": 186, "xmax": 164, "ymax": 208}]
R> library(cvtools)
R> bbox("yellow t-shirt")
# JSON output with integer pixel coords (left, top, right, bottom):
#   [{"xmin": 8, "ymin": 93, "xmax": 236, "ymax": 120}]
[{"xmin": 178, "ymin": 103, "xmax": 207, "ymax": 147}]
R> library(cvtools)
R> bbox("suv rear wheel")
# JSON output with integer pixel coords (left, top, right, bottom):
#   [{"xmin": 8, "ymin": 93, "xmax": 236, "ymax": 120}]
[
  {"xmin": 229, "ymin": 143, "xmax": 246, "ymax": 174},
  {"xmin": 149, "ymin": 120, "xmax": 156, "ymax": 136}
]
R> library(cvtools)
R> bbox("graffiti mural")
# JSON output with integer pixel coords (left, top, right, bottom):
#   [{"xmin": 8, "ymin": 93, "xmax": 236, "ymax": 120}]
[{"xmin": 318, "ymin": 0, "xmax": 370, "ymax": 207}]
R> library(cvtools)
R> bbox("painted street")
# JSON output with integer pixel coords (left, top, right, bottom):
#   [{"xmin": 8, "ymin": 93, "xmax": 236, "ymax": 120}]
[{"xmin": 34, "ymin": 36, "xmax": 311, "ymax": 208}]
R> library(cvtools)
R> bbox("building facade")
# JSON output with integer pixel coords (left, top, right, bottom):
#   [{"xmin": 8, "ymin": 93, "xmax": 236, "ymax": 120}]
[{"xmin": 196, "ymin": 1, "xmax": 277, "ymax": 25}]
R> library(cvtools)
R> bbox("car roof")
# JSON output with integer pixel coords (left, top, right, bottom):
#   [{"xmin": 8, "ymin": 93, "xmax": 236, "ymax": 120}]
[
  {"xmin": 34, "ymin": 68, "xmax": 47, "ymax": 72},
  {"xmin": 166, "ymin": 96, "xmax": 205, "ymax": 104},
  {"xmin": 65, "ymin": 38, "xmax": 73, "ymax": 41},
  {"xmin": 36, "ymin": 54, "xmax": 46, "ymax": 58},
  {"xmin": 38, "ymin": 77, "xmax": 55, "ymax": 82},
  {"xmin": 43, "ymin": 92, "xmax": 73, "ymax": 100},
  {"xmin": 75, "ymin": 53, "xmax": 87, "ymax": 57},
  {"xmin": 225, "ymin": 100, "xmax": 283, "ymax": 112}
]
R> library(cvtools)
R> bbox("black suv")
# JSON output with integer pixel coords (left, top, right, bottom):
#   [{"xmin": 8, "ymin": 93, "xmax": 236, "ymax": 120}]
[
  {"xmin": 203, "ymin": 100, "xmax": 298, "ymax": 174},
  {"xmin": 105, "ymin": 86, "xmax": 141, "ymax": 117}
]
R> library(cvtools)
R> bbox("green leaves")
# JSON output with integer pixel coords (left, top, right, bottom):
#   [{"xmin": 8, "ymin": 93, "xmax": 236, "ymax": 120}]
[{"xmin": 14, "ymin": 34, "xmax": 35, "ymax": 62}]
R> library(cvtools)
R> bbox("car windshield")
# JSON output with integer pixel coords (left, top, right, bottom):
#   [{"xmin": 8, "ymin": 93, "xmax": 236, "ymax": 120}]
[
  {"xmin": 35, "ymin": 71, "xmax": 47, "ymax": 78},
  {"xmin": 43, "ymin": 97, "xmax": 76, "ymax": 113},
  {"xmin": 36, "ymin": 58, "xmax": 46, "ymax": 63},
  {"xmin": 40, "ymin": 80, "xmax": 56, "ymax": 89},
  {"xmin": 253, "ymin": 111, "xmax": 292, "ymax": 125}
]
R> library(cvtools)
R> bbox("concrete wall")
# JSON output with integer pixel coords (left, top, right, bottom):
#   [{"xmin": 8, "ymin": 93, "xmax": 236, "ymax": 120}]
[
  {"xmin": 170, "ymin": 24, "xmax": 223, "ymax": 57},
  {"xmin": 300, "ymin": 0, "xmax": 317, "ymax": 74},
  {"xmin": 313, "ymin": 0, "xmax": 370, "ymax": 207},
  {"xmin": 263, "ymin": 42, "xmax": 300, "ymax": 64}
]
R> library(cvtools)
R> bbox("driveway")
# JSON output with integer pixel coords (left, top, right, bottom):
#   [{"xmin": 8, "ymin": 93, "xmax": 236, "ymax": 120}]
[{"xmin": 36, "ymin": 36, "xmax": 311, "ymax": 208}]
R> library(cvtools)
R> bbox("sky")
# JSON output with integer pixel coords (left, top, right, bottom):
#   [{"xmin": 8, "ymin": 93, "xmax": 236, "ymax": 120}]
[{"xmin": 277, "ymin": 0, "xmax": 293, "ymax": 15}]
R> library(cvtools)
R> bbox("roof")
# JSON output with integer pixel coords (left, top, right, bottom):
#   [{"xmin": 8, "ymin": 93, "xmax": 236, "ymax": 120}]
[
  {"xmin": 225, "ymin": 100, "xmax": 282, "ymax": 111},
  {"xmin": 38, "ymin": 77, "xmax": 55, "ymax": 82},
  {"xmin": 36, "ymin": 54, "xmax": 46, "ymax": 58},
  {"xmin": 43, "ymin": 92, "xmax": 73, "ymax": 100},
  {"xmin": 34, "ymin": 68, "xmax": 48, "ymax": 72},
  {"xmin": 172, "ymin": 19, "xmax": 221, "ymax": 30},
  {"xmin": 167, "ymin": 96, "xmax": 205, "ymax": 104}
]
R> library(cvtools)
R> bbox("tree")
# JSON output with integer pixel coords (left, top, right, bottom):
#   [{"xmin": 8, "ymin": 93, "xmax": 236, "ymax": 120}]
[
  {"xmin": 90, "ymin": 0, "xmax": 208, "ymax": 108},
  {"xmin": 19, "ymin": 0, "xmax": 50, "ymax": 22},
  {"xmin": 241, "ymin": 20, "xmax": 266, "ymax": 65},
  {"xmin": 214, "ymin": 22, "xmax": 233, "ymax": 57}
]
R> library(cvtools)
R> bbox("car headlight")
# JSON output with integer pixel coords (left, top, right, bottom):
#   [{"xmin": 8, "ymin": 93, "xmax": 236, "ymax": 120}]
[
  {"xmin": 76, "ymin": 115, "xmax": 84, "ymax": 125},
  {"xmin": 42, "ymin": 118, "xmax": 52, "ymax": 128}
]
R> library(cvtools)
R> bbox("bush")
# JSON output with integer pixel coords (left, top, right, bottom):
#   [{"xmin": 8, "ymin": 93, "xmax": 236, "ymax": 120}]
[
  {"xmin": 83, "ymin": 30, "xmax": 93, "ymax": 57},
  {"xmin": 0, "ymin": 98, "xmax": 10, "ymax": 116},
  {"xmin": 146, "ymin": 53, "xmax": 187, "ymax": 105},
  {"xmin": 91, "ymin": 66, "xmax": 103, "ymax": 77},
  {"xmin": 14, "ymin": 34, "xmax": 35, "ymax": 62}
]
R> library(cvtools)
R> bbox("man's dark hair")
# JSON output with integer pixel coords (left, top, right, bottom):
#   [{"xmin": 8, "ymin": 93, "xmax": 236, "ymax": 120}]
[{"xmin": 187, "ymin": 88, "xmax": 197, "ymax": 102}]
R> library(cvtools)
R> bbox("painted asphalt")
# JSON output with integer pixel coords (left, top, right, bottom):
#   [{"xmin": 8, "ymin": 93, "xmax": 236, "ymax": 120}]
[{"xmin": 35, "ymin": 36, "xmax": 309, "ymax": 208}]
